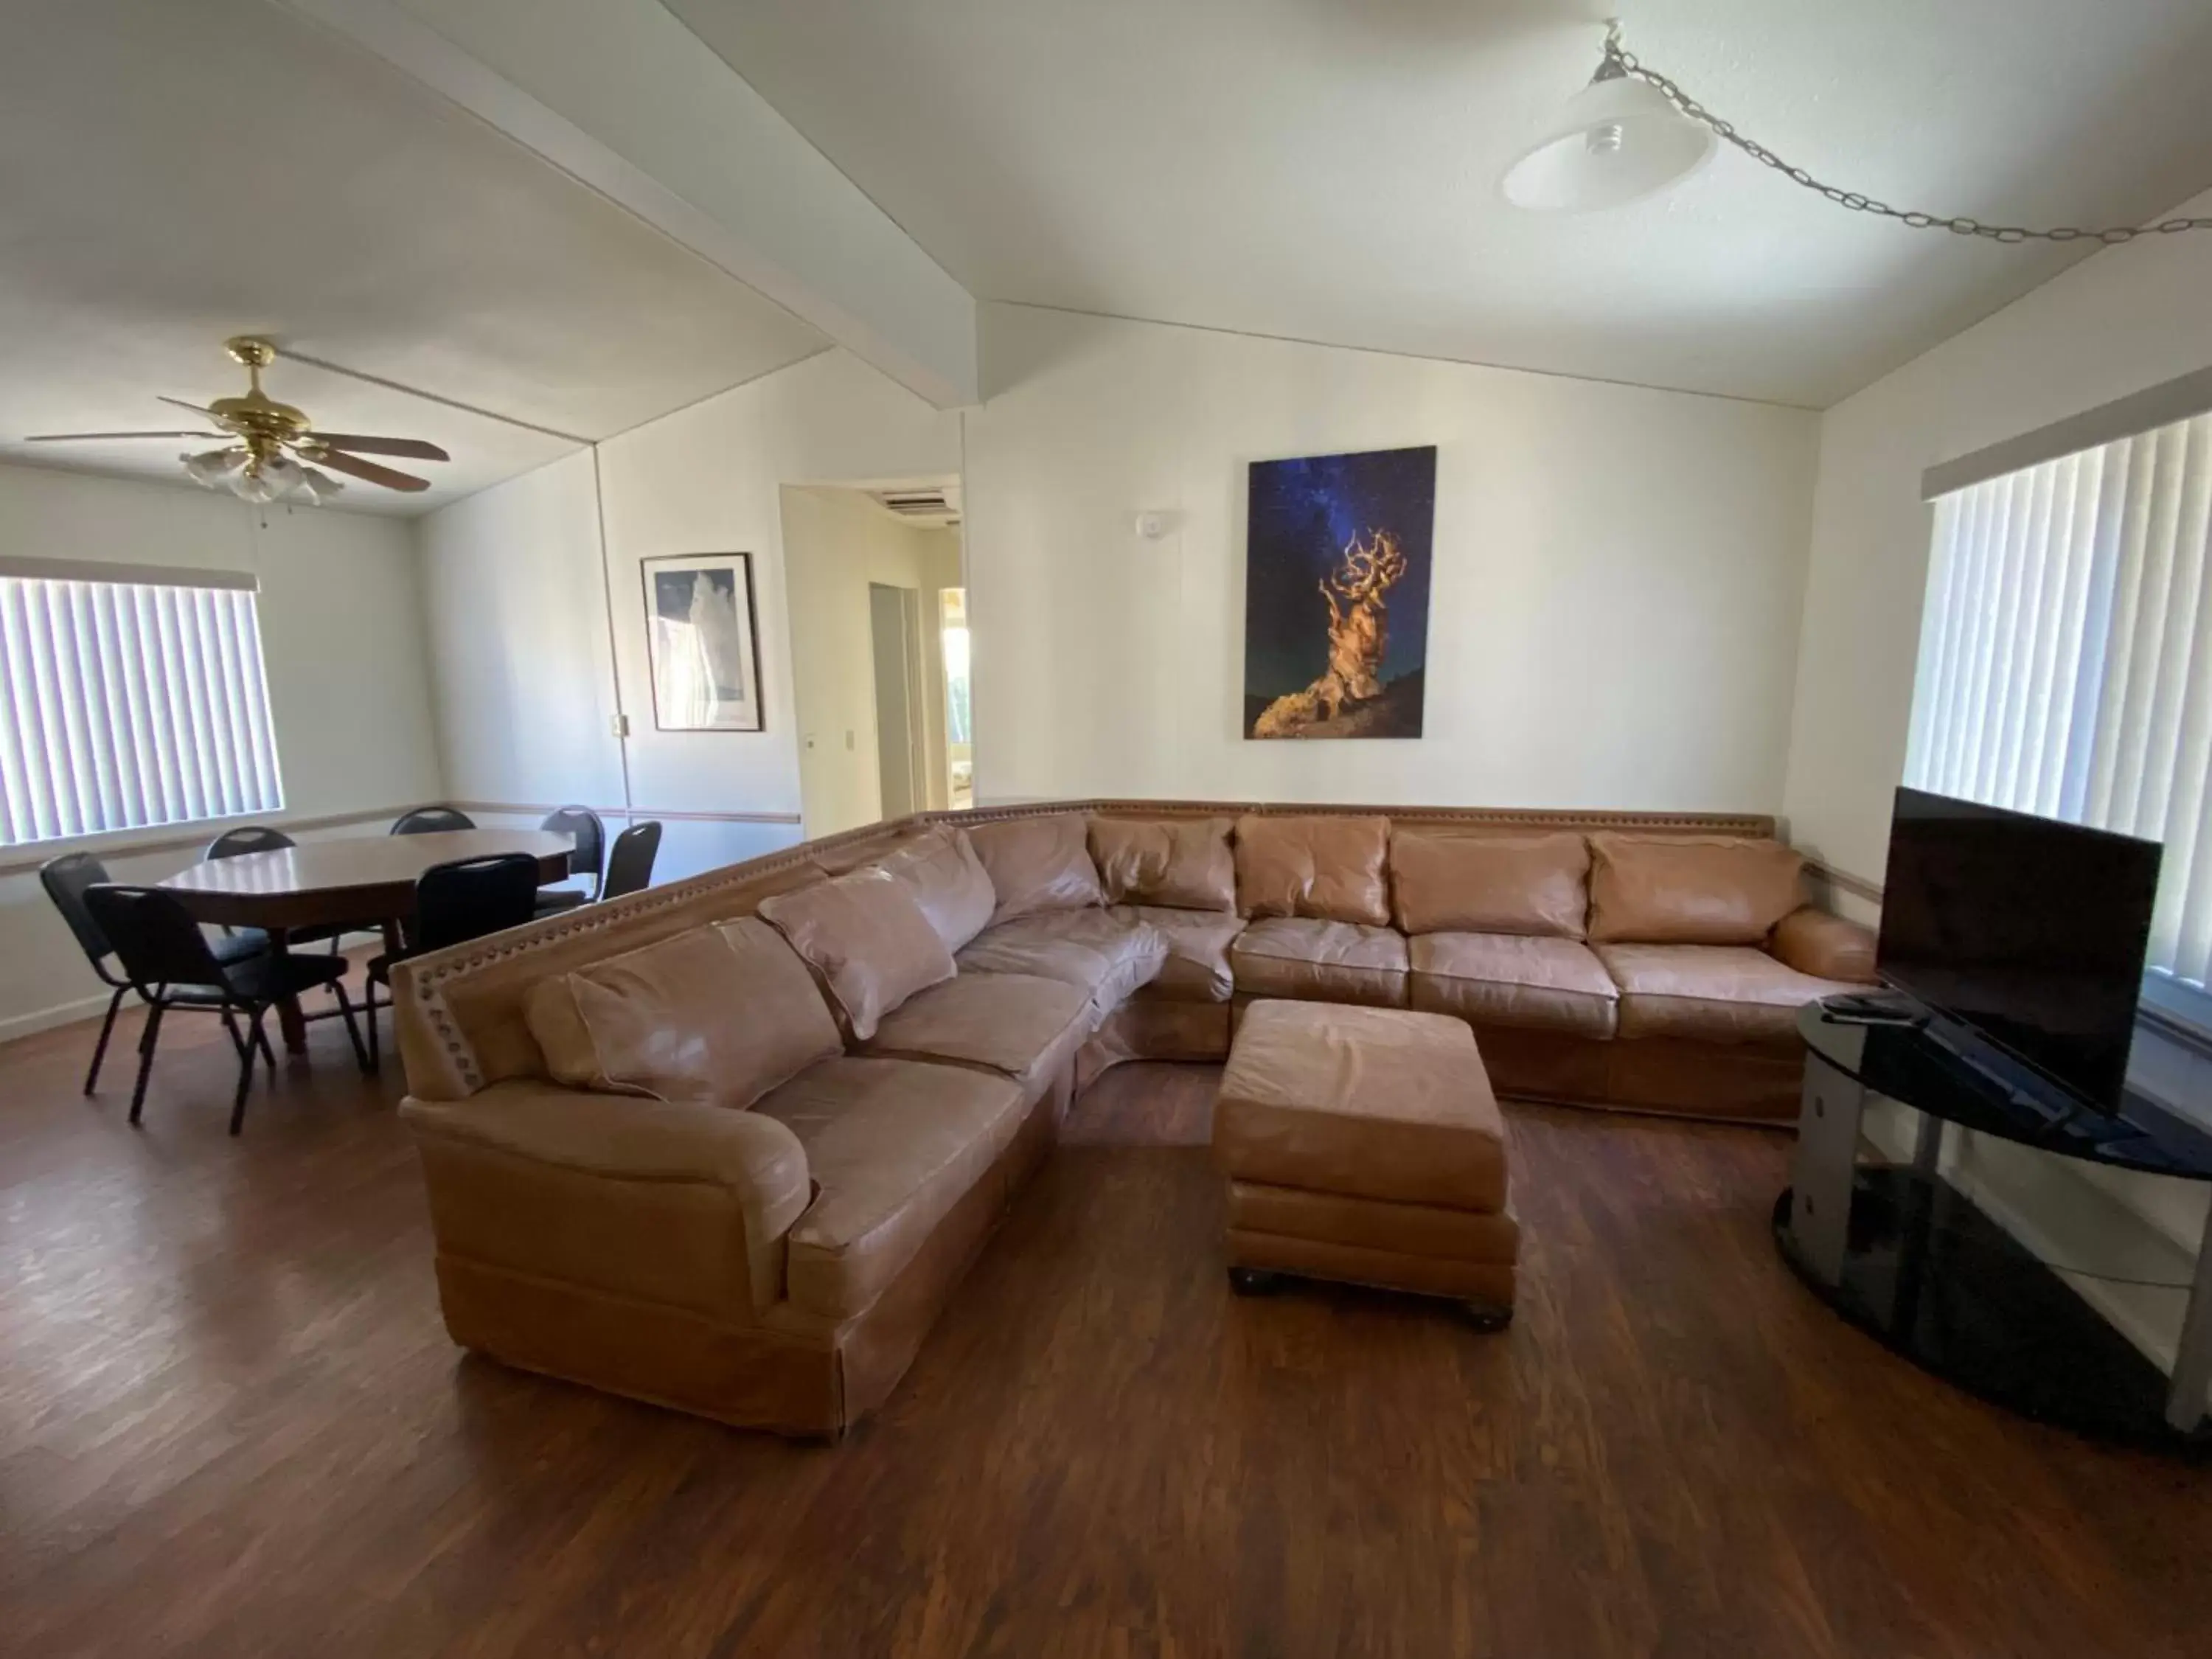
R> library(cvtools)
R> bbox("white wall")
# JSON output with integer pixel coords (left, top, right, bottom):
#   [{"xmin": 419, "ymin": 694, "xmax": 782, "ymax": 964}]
[
  {"xmin": 1782, "ymin": 186, "xmax": 2212, "ymax": 890},
  {"xmin": 1779, "ymin": 190, "xmax": 2212, "ymax": 1394},
  {"xmin": 415, "ymin": 449, "xmax": 625, "ymax": 813},
  {"xmin": 0, "ymin": 461, "xmax": 442, "ymax": 1040},
  {"xmin": 963, "ymin": 305, "xmax": 1820, "ymax": 812},
  {"xmin": 782, "ymin": 485, "xmax": 960, "ymax": 837},
  {"xmin": 415, "ymin": 349, "xmax": 961, "ymax": 883}
]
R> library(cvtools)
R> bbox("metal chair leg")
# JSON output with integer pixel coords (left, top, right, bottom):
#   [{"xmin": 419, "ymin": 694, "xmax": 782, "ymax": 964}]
[
  {"xmin": 364, "ymin": 978, "xmax": 381, "ymax": 1073},
  {"xmin": 84, "ymin": 984, "xmax": 127, "ymax": 1096},
  {"xmin": 128, "ymin": 1004, "xmax": 164, "ymax": 1125},
  {"xmin": 330, "ymin": 981, "xmax": 371, "ymax": 1075},
  {"xmin": 257, "ymin": 1021, "xmax": 278, "ymax": 1074},
  {"xmin": 231, "ymin": 1008, "xmax": 267, "ymax": 1136}
]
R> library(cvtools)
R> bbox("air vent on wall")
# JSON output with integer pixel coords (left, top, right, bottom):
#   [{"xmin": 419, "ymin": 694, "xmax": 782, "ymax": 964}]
[{"xmin": 866, "ymin": 482, "xmax": 961, "ymax": 526}]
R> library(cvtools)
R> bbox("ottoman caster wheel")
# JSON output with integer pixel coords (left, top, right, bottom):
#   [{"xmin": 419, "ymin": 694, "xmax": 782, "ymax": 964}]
[
  {"xmin": 1229, "ymin": 1267, "xmax": 1284, "ymax": 1297},
  {"xmin": 1462, "ymin": 1301, "xmax": 1514, "ymax": 1332}
]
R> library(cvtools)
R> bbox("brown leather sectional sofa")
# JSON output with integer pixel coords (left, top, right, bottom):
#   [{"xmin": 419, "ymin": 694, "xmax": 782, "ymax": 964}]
[{"xmin": 392, "ymin": 801, "xmax": 1875, "ymax": 1436}]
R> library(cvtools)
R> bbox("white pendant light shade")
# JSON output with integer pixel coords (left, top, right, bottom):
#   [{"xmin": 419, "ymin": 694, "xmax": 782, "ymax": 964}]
[
  {"xmin": 181, "ymin": 447, "xmax": 246, "ymax": 487},
  {"xmin": 1501, "ymin": 72, "xmax": 1716, "ymax": 212}
]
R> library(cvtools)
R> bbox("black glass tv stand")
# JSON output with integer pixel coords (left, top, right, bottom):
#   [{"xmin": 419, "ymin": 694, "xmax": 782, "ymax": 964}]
[{"xmin": 1775, "ymin": 1001, "xmax": 2212, "ymax": 1453}]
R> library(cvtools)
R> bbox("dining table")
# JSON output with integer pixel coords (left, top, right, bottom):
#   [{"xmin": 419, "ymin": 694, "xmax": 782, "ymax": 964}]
[{"xmin": 158, "ymin": 829, "xmax": 576, "ymax": 1054}]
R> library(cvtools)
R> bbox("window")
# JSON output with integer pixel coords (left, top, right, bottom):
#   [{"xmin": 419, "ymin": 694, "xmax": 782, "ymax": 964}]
[
  {"xmin": 0, "ymin": 561, "xmax": 284, "ymax": 848},
  {"xmin": 1907, "ymin": 409, "xmax": 2212, "ymax": 1001}
]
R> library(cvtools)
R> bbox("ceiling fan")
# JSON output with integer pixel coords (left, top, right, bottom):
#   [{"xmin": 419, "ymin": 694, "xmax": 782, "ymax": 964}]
[{"xmin": 24, "ymin": 336, "xmax": 450, "ymax": 504}]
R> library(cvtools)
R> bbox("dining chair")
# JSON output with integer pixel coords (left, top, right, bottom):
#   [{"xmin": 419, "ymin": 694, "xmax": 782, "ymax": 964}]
[
  {"xmin": 389, "ymin": 806, "xmax": 477, "ymax": 835},
  {"xmin": 81, "ymin": 884, "xmax": 369, "ymax": 1135},
  {"xmin": 363, "ymin": 852, "xmax": 541, "ymax": 1071},
  {"xmin": 42, "ymin": 852, "xmax": 266, "ymax": 1096},
  {"xmin": 533, "ymin": 804, "xmax": 607, "ymax": 916},
  {"xmin": 600, "ymin": 821, "xmax": 664, "ymax": 901}
]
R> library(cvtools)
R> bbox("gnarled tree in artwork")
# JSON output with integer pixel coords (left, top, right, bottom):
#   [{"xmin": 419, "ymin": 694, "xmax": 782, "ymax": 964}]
[{"xmin": 1252, "ymin": 531, "xmax": 1408, "ymax": 738}]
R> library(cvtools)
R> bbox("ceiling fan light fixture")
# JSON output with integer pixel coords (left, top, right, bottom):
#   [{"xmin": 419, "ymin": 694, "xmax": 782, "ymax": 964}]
[
  {"xmin": 181, "ymin": 447, "xmax": 246, "ymax": 487},
  {"xmin": 1501, "ymin": 66, "xmax": 1716, "ymax": 212},
  {"xmin": 294, "ymin": 465, "xmax": 344, "ymax": 505}
]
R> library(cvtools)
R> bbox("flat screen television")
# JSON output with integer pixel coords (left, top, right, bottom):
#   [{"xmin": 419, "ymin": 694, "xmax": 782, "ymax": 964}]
[{"xmin": 1877, "ymin": 787, "xmax": 2163, "ymax": 1113}]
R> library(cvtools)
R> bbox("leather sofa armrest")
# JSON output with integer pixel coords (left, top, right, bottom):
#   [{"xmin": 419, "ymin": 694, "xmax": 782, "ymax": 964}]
[
  {"xmin": 1768, "ymin": 906, "xmax": 1878, "ymax": 984},
  {"xmin": 401, "ymin": 1080, "xmax": 813, "ymax": 1323}
]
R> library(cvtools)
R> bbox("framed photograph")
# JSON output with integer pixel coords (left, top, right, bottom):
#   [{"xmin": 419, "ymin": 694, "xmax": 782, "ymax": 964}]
[
  {"xmin": 1244, "ymin": 445, "xmax": 1436, "ymax": 740},
  {"xmin": 641, "ymin": 553, "xmax": 765, "ymax": 732}
]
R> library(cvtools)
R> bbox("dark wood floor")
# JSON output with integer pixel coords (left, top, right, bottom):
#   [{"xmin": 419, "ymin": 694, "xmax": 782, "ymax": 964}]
[{"xmin": 3, "ymin": 993, "xmax": 2208, "ymax": 1659}]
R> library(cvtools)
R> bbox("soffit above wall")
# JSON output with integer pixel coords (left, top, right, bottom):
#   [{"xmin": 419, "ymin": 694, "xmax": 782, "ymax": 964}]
[
  {"xmin": 669, "ymin": 0, "xmax": 2212, "ymax": 409},
  {"xmin": 0, "ymin": 0, "xmax": 831, "ymax": 514}
]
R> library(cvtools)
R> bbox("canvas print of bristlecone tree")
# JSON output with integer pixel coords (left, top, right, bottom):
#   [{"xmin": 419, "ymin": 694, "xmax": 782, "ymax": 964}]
[{"xmin": 1243, "ymin": 445, "xmax": 1435, "ymax": 740}]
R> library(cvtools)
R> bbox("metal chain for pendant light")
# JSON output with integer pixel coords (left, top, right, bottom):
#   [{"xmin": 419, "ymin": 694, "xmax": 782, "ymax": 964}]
[{"xmin": 1602, "ymin": 20, "xmax": 2212, "ymax": 244}]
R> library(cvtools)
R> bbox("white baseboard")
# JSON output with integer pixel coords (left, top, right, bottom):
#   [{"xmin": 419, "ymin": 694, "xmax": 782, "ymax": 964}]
[{"xmin": 0, "ymin": 989, "xmax": 116, "ymax": 1047}]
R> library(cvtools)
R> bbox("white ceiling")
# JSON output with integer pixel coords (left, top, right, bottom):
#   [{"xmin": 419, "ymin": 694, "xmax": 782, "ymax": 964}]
[
  {"xmin": 669, "ymin": 0, "xmax": 2212, "ymax": 408},
  {"xmin": 0, "ymin": 0, "xmax": 827, "ymax": 513}
]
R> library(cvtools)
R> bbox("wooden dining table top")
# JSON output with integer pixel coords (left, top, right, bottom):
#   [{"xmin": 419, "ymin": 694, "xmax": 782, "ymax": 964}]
[{"xmin": 158, "ymin": 830, "xmax": 575, "ymax": 932}]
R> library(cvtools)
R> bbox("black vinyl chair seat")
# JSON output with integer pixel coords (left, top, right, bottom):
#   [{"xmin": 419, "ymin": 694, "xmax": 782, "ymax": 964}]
[
  {"xmin": 533, "ymin": 805, "xmax": 607, "ymax": 917},
  {"xmin": 363, "ymin": 852, "xmax": 542, "ymax": 1071},
  {"xmin": 80, "ymin": 883, "xmax": 368, "ymax": 1135}
]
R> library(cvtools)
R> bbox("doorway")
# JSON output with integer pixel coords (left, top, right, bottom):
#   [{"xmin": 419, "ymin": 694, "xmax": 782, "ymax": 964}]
[{"xmin": 781, "ymin": 480, "xmax": 966, "ymax": 838}]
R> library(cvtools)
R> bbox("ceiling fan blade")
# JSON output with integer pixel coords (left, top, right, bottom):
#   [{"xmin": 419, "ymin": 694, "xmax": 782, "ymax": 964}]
[
  {"xmin": 306, "ymin": 432, "xmax": 450, "ymax": 462},
  {"xmin": 159, "ymin": 395, "xmax": 226, "ymax": 420},
  {"xmin": 312, "ymin": 448, "xmax": 431, "ymax": 493},
  {"xmin": 24, "ymin": 430, "xmax": 227, "ymax": 442}
]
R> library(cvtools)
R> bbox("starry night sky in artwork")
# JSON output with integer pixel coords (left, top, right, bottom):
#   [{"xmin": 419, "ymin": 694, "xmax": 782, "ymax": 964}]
[{"xmin": 1243, "ymin": 445, "xmax": 1436, "ymax": 702}]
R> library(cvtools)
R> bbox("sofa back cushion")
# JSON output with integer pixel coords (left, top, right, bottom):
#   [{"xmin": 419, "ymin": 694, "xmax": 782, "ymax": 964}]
[
  {"xmin": 1234, "ymin": 814, "xmax": 1391, "ymax": 927},
  {"xmin": 1391, "ymin": 828, "xmax": 1590, "ymax": 937},
  {"xmin": 524, "ymin": 918, "xmax": 841, "ymax": 1110},
  {"xmin": 966, "ymin": 813, "xmax": 1106, "ymax": 923},
  {"xmin": 757, "ymin": 867, "xmax": 958, "ymax": 1041},
  {"xmin": 1586, "ymin": 833, "xmax": 1806, "ymax": 945},
  {"xmin": 873, "ymin": 825, "xmax": 996, "ymax": 953},
  {"xmin": 1088, "ymin": 815, "xmax": 1236, "ymax": 911}
]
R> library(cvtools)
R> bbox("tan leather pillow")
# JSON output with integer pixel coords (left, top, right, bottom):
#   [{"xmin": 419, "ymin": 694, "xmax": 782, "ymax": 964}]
[
  {"xmin": 1391, "ymin": 829, "xmax": 1590, "ymax": 938},
  {"xmin": 1586, "ymin": 834, "xmax": 1806, "ymax": 945},
  {"xmin": 757, "ymin": 866, "xmax": 957, "ymax": 1040},
  {"xmin": 1088, "ymin": 815, "xmax": 1235, "ymax": 911},
  {"xmin": 524, "ymin": 919, "xmax": 840, "ymax": 1110},
  {"xmin": 966, "ymin": 813, "xmax": 1105, "ymax": 922},
  {"xmin": 1233, "ymin": 814, "xmax": 1391, "ymax": 926},
  {"xmin": 873, "ymin": 825, "xmax": 995, "ymax": 952}
]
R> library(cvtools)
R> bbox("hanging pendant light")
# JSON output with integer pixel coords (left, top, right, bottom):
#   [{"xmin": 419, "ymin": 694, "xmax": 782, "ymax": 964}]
[{"xmin": 1500, "ymin": 53, "xmax": 1714, "ymax": 212}]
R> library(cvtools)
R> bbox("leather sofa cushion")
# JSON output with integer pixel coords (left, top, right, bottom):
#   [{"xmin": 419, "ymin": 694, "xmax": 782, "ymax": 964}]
[
  {"xmin": 1391, "ymin": 829, "xmax": 1590, "ymax": 938},
  {"xmin": 1770, "ymin": 905, "xmax": 1879, "ymax": 983},
  {"xmin": 1408, "ymin": 932, "xmax": 1618, "ymax": 1038},
  {"xmin": 1214, "ymin": 1001, "xmax": 1509, "ymax": 1211},
  {"xmin": 1227, "ymin": 1181, "xmax": 1520, "ymax": 1265},
  {"xmin": 1110, "ymin": 905, "xmax": 1247, "ymax": 1003},
  {"xmin": 1088, "ymin": 815, "xmax": 1237, "ymax": 911},
  {"xmin": 953, "ymin": 910, "xmax": 1168, "ymax": 1023},
  {"xmin": 524, "ymin": 918, "xmax": 840, "ymax": 1110},
  {"xmin": 967, "ymin": 813, "xmax": 1106, "ymax": 922},
  {"xmin": 752, "ymin": 1057, "xmax": 1027, "ymax": 1320},
  {"xmin": 757, "ymin": 867, "xmax": 956, "ymax": 1043},
  {"xmin": 1231, "ymin": 917, "xmax": 1408, "ymax": 1007},
  {"xmin": 860, "ymin": 970, "xmax": 1092, "ymax": 1095},
  {"xmin": 872, "ymin": 825, "xmax": 996, "ymax": 954},
  {"xmin": 1596, "ymin": 943, "xmax": 1860, "ymax": 1043},
  {"xmin": 1233, "ymin": 814, "xmax": 1391, "ymax": 927},
  {"xmin": 1587, "ymin": 834, "xmax": 1806, "ymax": 945}
]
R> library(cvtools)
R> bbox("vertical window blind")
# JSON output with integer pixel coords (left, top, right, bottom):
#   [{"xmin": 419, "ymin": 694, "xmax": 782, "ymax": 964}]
[
  {"xmin": 1907, "ymin": 410, "xmax": 2212, "ymax": 992},
  {"xmin": 0, "ymin": 564, "xmax": 284, "ymax": 848}
]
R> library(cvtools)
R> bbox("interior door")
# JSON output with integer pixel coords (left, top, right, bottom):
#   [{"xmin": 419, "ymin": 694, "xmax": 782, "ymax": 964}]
[{"xmin": 869, "ymin": 582, "xmax": 925, "ymax": 819}]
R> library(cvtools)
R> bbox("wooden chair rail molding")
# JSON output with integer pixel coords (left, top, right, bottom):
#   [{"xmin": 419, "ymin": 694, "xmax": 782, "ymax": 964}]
[
  {"xmin": 446, "ymin": 803, "xmax": 804, "ymax": 827},
  {"xmin": 0, "ymin": 804, "xmax": 417, "ymax": 882}
]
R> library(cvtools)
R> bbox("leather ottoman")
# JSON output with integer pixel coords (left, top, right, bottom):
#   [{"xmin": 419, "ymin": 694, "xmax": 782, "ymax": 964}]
[{"xmin": 1211, "ymin": 1000, "xmax": 1517, "ymax": 1326}]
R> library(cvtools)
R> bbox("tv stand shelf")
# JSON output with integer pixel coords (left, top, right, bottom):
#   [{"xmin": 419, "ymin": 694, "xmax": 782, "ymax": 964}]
[{"xmin": 1778, "ymin": 1004, "xmax": 2212, "ymax": 1455}]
